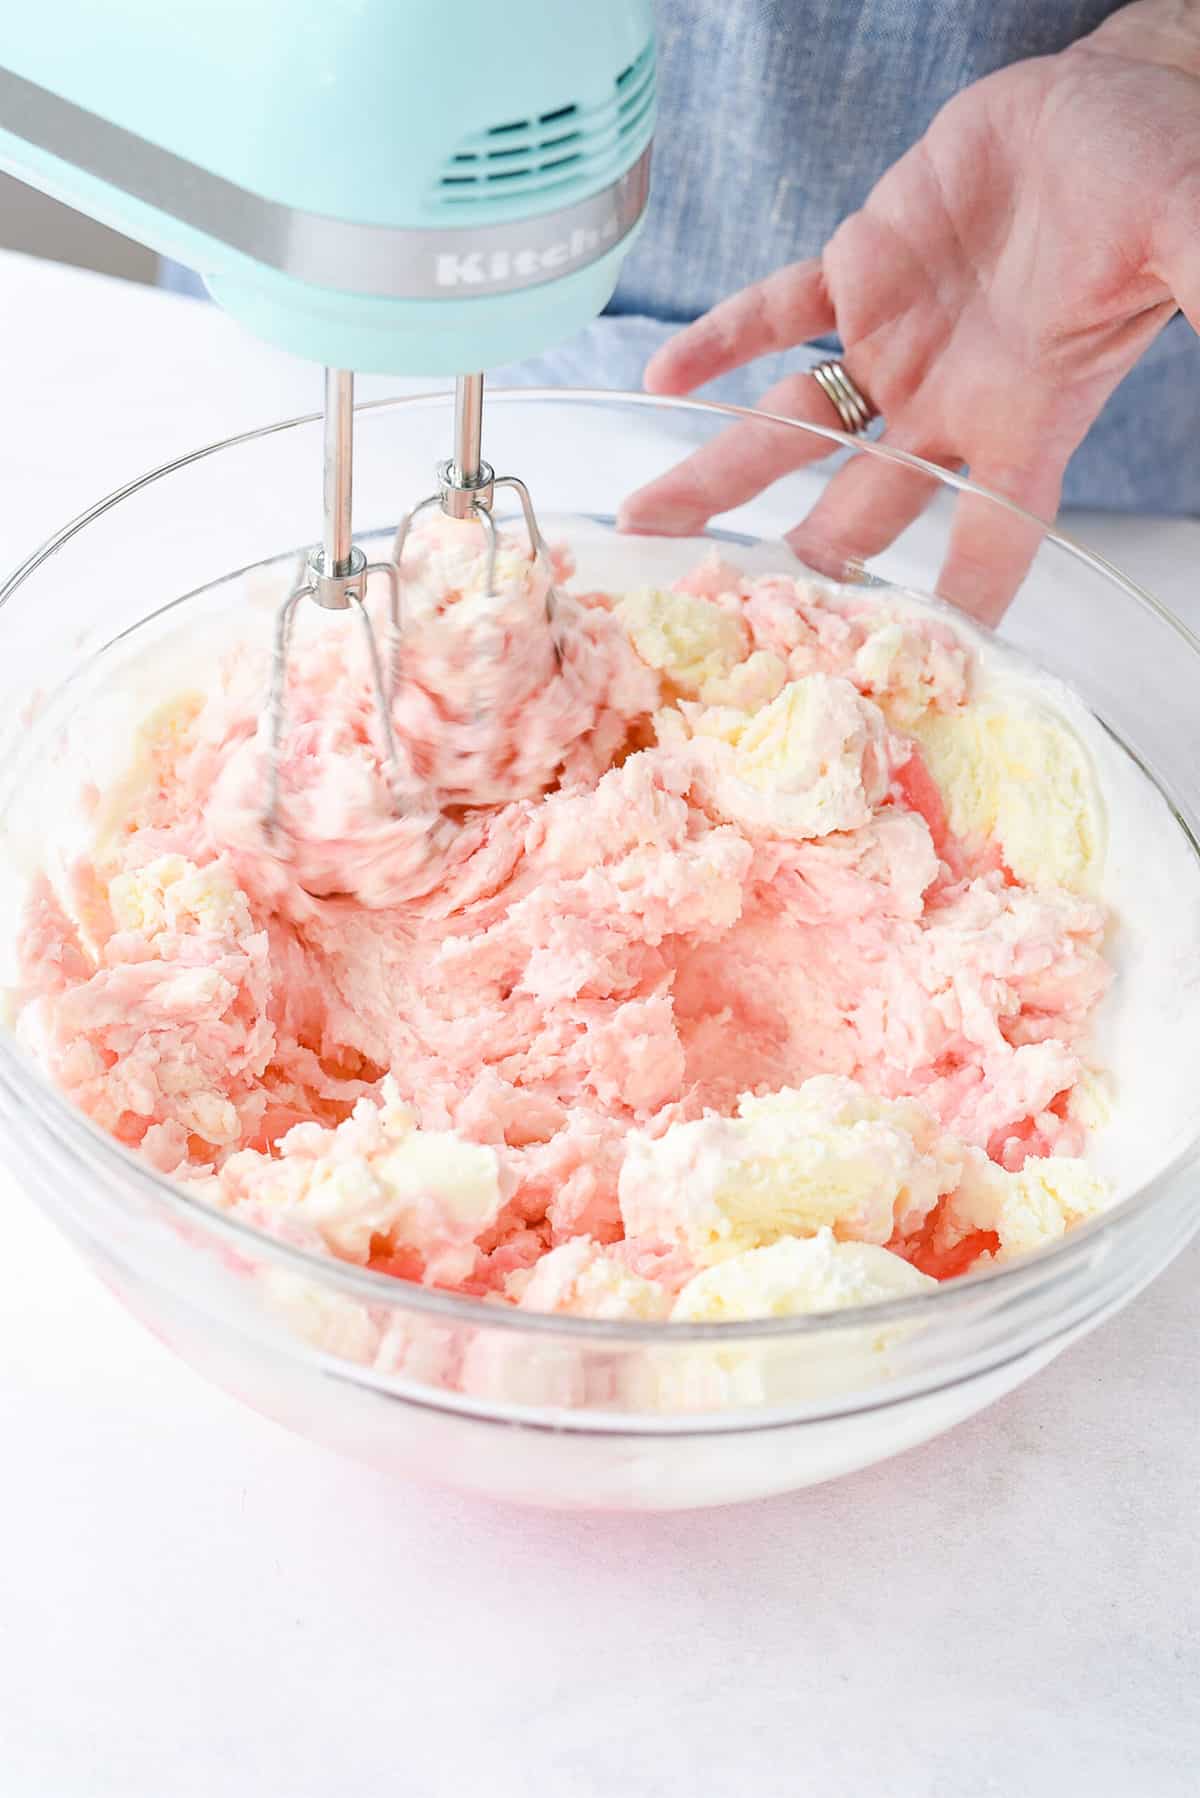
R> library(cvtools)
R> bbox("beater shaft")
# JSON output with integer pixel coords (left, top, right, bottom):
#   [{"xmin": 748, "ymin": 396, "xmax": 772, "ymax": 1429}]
[
  {"xmin": 261, "ymin": 367, "xmax": 403, "ymax": 835},
  {"xmin": 437, "ymin": 373, "xmax": 493, "ymax": 521},
  {"xmin": 323, "ymin": 368, "xmax": 356, "ymax": 579},
  {"xmin": 265, "ymin": 368, "xmax": 561, "ymax": 838},
  {"xmin": 452, "ymin": 373, "xmax": 484, "ymax": 488}
]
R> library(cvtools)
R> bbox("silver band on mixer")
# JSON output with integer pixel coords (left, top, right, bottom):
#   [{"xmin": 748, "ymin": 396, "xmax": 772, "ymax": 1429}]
[{"xmin": 809, "ymin": 360, "xmax": 878, "ymax": 435}]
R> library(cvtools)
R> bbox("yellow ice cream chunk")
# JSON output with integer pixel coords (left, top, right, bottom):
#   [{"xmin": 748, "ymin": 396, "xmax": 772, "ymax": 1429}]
[
  {"xmin": 671, "ymin": 1229, "xmax": 935, "ymax": 1321},
  {"xmin": 509, "ymin": 1237, "xmax": 672, "ymax": 1321},
  {"xmin": 220, "ymin": 1077, "xmax": 503, "ymax": 1274},
  {"xmin": 108, "ymin": 854, "xmax": 250, "ymax": 938},
  {"xmin": 682, "ymin": 674, "xmax": 893, "ymax": 840},
  {"xmin": 618, "ymin": 586, "xmax": 748, "ymax": 697},
  {"xmin": 699, "ymin": 649, "xmax": 787, "ymax": 711},
  {"xmin": 618, "ymin": 1076, "xmax": 960, "ymax": 1264},
  {"xmin": 852, "ymin": 616, "xmax": 968, "ymax": 725},
  {"xmin": 912, "ymin": 693, "xmax": 1105, "ymax": 893},
  {"xmin": 943, "ymin": 1151, "xmax": 1110, "ymax": 1260},
  {"xmin": 299, "ymin": 1133, "xmax": 499, "ymax": 1266},
  {"xmin": 1066, "ymin": 1067, "xmax": 1113, "ymax": 1136}
]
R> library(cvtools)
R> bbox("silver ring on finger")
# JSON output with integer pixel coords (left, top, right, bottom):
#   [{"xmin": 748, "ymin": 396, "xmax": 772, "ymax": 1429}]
[{"xmin": 809, "ymin": 359, "xmax": 879, "ymax": 434}]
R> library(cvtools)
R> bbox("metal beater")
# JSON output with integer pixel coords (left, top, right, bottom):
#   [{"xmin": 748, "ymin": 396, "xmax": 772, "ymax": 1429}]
[{"xmin": 262, "ymin": 370, "xmax": 559, "ymax": 835}]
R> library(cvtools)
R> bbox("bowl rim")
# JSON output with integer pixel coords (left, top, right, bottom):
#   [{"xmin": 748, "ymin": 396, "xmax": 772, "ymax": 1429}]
[
  {"xmin": 2, "ymin": 383, "xmax": 1198, "ymax": 1346},
  {"xmin": 6, "ymin": 384, "xmax": 1198, "ymax": 658}
]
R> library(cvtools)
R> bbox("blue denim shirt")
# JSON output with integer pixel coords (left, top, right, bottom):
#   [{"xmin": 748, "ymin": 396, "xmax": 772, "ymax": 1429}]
[{"xmin": 162, "ymin": 1, "xmax": 1198, "ymax": 514}]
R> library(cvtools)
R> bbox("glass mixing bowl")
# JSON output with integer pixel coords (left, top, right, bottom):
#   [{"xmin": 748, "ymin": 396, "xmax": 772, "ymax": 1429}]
[{"xmin": 1, "ymin": 390, "xmax": 1198, "ymax": 1511}]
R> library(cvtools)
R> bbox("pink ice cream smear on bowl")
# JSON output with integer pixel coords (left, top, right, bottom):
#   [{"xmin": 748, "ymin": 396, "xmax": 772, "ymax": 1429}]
[{"xmin": 14, "ymin": 517, "xmax": 1116, "ymax": 1331}]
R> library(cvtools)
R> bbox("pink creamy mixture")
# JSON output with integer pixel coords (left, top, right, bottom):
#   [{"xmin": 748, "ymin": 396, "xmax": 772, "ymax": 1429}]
[{"xmin": 16, "ymin": 525, "xmax": 1109, "ymax": 1298}]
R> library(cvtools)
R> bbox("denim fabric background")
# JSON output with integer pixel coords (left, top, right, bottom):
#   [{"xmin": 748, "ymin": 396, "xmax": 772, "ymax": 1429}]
[{"xmin": 161, "ymin": 1, "xmax": 1197, "ymax": 514}]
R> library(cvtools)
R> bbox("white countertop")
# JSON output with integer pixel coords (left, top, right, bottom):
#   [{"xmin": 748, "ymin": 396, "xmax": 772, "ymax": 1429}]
[{"xmin": 0, "ymin": 250, "xmax": 1197, "ymax": 1798}]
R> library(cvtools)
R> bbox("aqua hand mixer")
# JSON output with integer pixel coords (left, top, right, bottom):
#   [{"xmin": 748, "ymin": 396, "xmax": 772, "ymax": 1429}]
[{"xmin": 0, "ymin": 1, "xmax": 655, "ymax": 823}]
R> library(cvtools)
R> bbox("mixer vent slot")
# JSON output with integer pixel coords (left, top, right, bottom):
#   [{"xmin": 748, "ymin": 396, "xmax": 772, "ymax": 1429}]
[{"xmin": 436, "ymin": 42, "xmax": 653, "ymax": 203}]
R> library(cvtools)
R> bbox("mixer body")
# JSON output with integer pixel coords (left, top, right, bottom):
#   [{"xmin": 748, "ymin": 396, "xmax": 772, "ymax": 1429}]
[{"xmin": 0, "ymin": 0, "xmax": 654, "ymax": 373}]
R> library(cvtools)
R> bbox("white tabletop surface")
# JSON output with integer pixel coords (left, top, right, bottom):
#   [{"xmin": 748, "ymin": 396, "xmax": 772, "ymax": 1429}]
[{"xmin": 0, "ymin": 250, "xmax": 1197, "ymax": 1798}]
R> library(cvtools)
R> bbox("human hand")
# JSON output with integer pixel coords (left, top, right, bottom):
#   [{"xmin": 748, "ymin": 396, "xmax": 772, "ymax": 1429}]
[{"xmin": 620, "ymin": 0, "xmax": 1200, "ymax": 622}]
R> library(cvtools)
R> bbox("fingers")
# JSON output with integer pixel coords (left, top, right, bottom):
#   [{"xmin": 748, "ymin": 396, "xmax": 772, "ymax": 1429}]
[
  {"xmin": 785, "ymin": 436, "xmax": 957, "ymax": 578},
  {"xmin": 937, "ymin": 457, "xmax": 1064, "ymax": 626},
  {"xmin": 623, "ymin": 406, "xmax": 1065, "ymax": 629},
  {"xmin": 618, "ymin": 368, "xmax": 851, "ymax": 536},
  {"xmin": 643, "ymin": 261, "xmax": 836, "ymax": 396}
]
